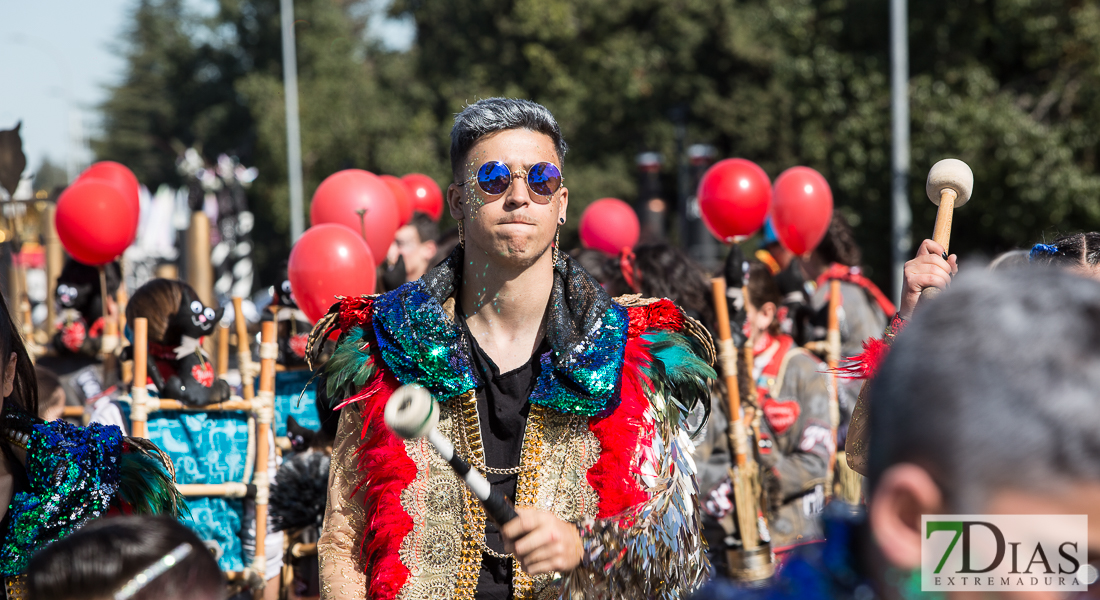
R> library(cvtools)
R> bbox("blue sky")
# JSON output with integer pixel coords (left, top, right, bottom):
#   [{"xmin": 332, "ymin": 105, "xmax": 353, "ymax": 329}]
[
  {"xmin": 0, "ymin": 0, "xmax": 414, "ymax": 182},
  {"xmin": 1, "ymin": 0, "xmax": 132, "ymax": 179}
]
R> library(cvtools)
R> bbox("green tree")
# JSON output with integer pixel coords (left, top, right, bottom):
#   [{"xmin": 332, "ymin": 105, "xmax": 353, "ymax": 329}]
[
  {"xmin": 95, "ymin": 0, "xmax": 435, "ymax": 284},
  {"xmin": 396, "ymin": 0, "xmax": 1100, "ymax": 285}
]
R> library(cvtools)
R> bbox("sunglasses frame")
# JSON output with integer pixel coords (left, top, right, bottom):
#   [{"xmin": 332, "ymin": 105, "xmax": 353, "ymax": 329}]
[{"xmin": 458, "ymin": 160, "xmax": 564, "ymax": 201}]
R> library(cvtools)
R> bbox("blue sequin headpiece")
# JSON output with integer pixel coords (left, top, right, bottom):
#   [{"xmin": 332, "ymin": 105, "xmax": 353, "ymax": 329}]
[
  {"xmin": 371, "ymin": 247, "xmax": 628, "ymax": 416},
  {"xmin": 1029, "ymin": 243, "xmax": 1059, "ymax": 262}
]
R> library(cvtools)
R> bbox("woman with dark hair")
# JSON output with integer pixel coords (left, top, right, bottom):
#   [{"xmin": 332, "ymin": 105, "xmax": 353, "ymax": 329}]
[
  {"xmin": 0, "ymin": 288, "xmax": 182, "ymax": 596},
  {"xmin": 606, "ymin": 242, "xmax": 716, "ymax": 332},
  {"xmin": 26, "ymin": 515, "xmax": 225, "ymax": 600},
  {"xmin": 1026, "ymin": 232, "xmax": 1100, "ymax": 275}
]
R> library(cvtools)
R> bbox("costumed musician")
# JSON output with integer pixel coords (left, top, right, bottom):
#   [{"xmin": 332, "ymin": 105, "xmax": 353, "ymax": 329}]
[{"xmin": 314, "ymin": 98, "xmax": 715, "ymax": 599}]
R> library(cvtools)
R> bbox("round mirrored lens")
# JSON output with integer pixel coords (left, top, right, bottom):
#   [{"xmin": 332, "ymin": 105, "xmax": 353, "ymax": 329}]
[
  {"xmin": 527, "ymin": 162, "xmax": 562, "ymax": 196},
  {"xmin": 477, "ymin": 161, "xmax": 512, "ymax": 195}
]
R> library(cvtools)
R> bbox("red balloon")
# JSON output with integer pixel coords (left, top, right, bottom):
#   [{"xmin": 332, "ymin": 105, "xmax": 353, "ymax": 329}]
[
  {"xmin": 697, "ymin": 158, "xmax": 772, "ymax": 242},
  {"xmin": 310, "ymin": 170, "xmax": 398, "ymax": 265},
  {"xmin": 401, "ymin": 173, "xmax": 443, "ymax": 221},
  {"xmin": 78, "ymin": 161, "xmax": 140, "ymax": 216},
  {"xmin": 56, "ymin": 179, "xmax": 139, "ymax": 265},
  {"xmin": 288, "ymin": 224, "xmax": 376, "ymax": 323},
  {"xmin": 381, "ymin": 174, "xmax": 413, "ymax": 227},
  {"xmin": 579, "ymin": 198, "xmax": 640, "ymax": 256},
  {"xmin": 770, "ymin": 166, "xmax": 834, "ymax": 255}
]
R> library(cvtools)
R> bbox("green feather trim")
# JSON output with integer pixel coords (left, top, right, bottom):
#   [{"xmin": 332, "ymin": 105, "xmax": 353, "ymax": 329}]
[
  {"xmin": 641, "ymin": 330, "xmax": 716, "ymax": 431},
  {"xmin": 118, "ymin": 447, "xmax": 187, "ymax": 518},
  {"xmin": 325, "ymin": 326, "xmax": 376, "ymax": 402}
]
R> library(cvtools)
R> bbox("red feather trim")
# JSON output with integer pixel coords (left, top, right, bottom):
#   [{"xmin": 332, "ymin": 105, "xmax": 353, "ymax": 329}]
[
  {"xmin": 835, "ymin": 337, "xmax": 891, "ymax": 380},
  {"xmin": 588, "ymin": 302, "xmax": 690, "ymax": 518},
  {"xmin": 338, "ymin": 296, "xmax": 375, "ymax": 332},
  {"xmin": 587, "ymin": 329, "xmax": 654, "ymax": 518},
  {"xmin": 645, "ymin": 299, "xmax": 685, "ymax": 332},
  {"xmin": 353, "ymin": 371, "xmax": 414, "ymax": 600},
  {"xmin": 626, "ymin": 299, "xmax": 685, "ymax": 338}
]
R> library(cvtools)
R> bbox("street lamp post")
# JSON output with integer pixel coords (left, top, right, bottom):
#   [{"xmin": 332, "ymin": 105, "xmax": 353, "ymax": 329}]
[
  {"xmin": 281, "ymin": 0, "xmax": 305, "ymax": 243},
  {"xmin": 890, "ymin": 0, "xmax": 912, "ymax": 303}
]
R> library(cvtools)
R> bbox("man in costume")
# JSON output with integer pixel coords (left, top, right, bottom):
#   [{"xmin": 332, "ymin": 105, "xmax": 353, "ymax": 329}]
[
  {"xmin": 314, "ymin": 98, "xmax": 714, "ymax": 600},
  {"xmin": 696, "ymin": 267, "xmax": 1100, "ymax": 600}
]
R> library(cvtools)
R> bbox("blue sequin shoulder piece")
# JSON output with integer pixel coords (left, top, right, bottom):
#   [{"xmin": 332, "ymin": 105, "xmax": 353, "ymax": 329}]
[
  {"xmin": 0, "ymin": 412, "xmax": 124, "ymax": 576},
  {"xmin": 372, "ymin": 278, "xmax": 480, "ymax": 399},
  {"xmin": 371, "ymin": 247, "xmax": 629, "ymax": 417}
]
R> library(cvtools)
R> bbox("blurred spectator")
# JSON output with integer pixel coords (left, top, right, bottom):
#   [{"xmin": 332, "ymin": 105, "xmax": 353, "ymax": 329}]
[
  {"xmin": 431, "ymin": 225, "xmax": 461, "ymax": 269},
  {"xmin": 1026, "ymin": 232, "xmax": 1100, "ymax": 279},
  {"xmin": 35, "ymin": 366, "xmax": 65, "ymax": 422},
  {"xmin": 989, "ymin": 248, "xmax": 1030, "ymax": 271},
  {"xmin": 28, "ymin": 515, "xmax": 225, "ymax": 600},
  {"xmin": 381, "ymin": 213, "xmax": 439, "ymax": 291},
  {"xmin": 569, "ymin": 248, "xmax": 614, "ymax": 285},
  {"xmin": 605, "ymin": 243, "xmax": 715, "ymax": 332}
]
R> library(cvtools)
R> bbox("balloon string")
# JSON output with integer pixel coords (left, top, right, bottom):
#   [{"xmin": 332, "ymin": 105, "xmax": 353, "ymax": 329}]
[{"xmin": 355, "ymin": 209, "xmax": 369, "ymax": 241}]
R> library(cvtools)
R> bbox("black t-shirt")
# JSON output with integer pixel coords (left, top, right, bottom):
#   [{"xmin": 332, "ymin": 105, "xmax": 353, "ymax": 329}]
[{"xmin": 458, "ymin": 317, "xmax": 546, "ymax": 600}]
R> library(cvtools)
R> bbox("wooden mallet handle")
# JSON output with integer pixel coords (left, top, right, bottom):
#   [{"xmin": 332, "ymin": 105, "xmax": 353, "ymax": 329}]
[{"xmin": 919, "ymin": 159, "xmax": 973, "ymax": 302}]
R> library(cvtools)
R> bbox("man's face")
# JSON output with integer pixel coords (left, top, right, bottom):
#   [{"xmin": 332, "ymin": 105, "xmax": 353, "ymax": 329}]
[
  {"xmin": 446, "ymin": 129, "xmax": 568, "ymax": 268},
  {"xmin": 388, "ymin": 225, "xmax": 436, "ymax": 282}
]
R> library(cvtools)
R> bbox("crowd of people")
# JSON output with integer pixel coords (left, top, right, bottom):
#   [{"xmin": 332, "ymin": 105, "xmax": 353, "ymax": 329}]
[{"xmin": 0, "ymin": 96, "xmax": 1098, "ymax": 600}]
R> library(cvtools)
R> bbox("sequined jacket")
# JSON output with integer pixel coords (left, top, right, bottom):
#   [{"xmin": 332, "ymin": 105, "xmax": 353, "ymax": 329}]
[{"xmin": 313, "ymin": 249, "xmax": 716, "ymax": 600}]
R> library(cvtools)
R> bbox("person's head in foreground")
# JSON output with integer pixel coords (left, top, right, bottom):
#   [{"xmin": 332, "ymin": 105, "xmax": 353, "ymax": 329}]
[
  {"xmin": 446, "ymin": 97, "xmax": 568, "ymax": 273},
  {"xmin": 697, "ymin": 267, "xmax": 1100, "ymax": 599},
  {"xmin": 27, "ymin": 515, "xmax": 225, "ymax": 600},
  {"xmin": 867, "ymin": 267, "xmax": 1100, "ymax": 599}
]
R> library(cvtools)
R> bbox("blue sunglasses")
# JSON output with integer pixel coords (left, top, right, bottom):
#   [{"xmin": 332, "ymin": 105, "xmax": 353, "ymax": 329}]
[{"xmin": 459, "ymin": 161, "xmax": 563, "ymax": 201}]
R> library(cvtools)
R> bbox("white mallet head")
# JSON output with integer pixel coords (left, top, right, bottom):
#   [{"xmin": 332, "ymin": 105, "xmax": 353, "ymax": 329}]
[
  {"xmin": 384, "ymin": 384, "xmax": 439, "ymax": 440},
  {"xmin": 926, "ymin": 158, "xmax": 974, "ymax": 207}
]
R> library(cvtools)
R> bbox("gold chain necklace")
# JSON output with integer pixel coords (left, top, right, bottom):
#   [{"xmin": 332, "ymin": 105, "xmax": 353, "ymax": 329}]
[{"xmin": 454, "ymin": 395, "xmax": 552, "ymax": 560}]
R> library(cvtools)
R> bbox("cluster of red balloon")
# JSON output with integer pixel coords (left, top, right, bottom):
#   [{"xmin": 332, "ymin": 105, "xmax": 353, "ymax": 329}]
[
  {"xmin": 55, "ymin": 161, "xmax": 141, "ymax": 266},
  {"xmin": 289, "ymin": 170, "xmax": 444, "ymax": 322},
  {"xmin": 698, "ymin": 158, "xmax": 833, "ymax": 255}
]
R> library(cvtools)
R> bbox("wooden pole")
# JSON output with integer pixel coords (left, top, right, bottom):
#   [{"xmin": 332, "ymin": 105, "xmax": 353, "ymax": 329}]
[
  {"xmin": 710, "ymin": 277, "xmax": 773, "ymax": 582},
  {"xmin": 825, "ymin": 279, "xmax": 842, "ymax": 496},
  {"xmin": 131, "ymin": 318, "xmax": 149, "ymax": 438},
  {"xmin": 45, "ymin": 203, "xmax": 62, "ymax": 333},
  {"xmin": 253, "ymin": 320, "xmax": 277, "ymax": 591},
  {"xmin": 234, "ymin": 297, "xmax": 254, "ymax": 400},
  {"xmin": 186, "ymin": 212, "xmax": 213, "ymax": 307},
  {"xmin": 217, "ymin": 323, "xmax": 230, "ymax": 378}
]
